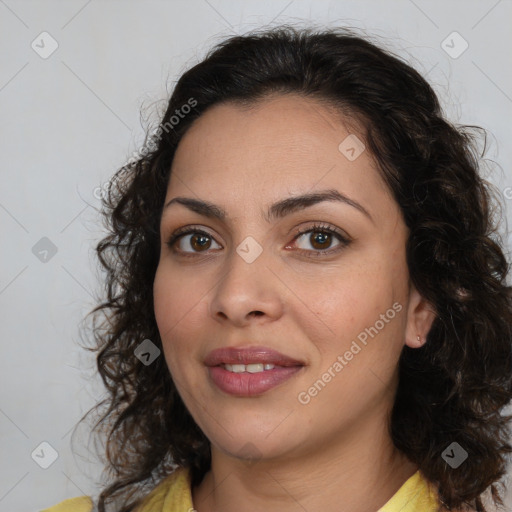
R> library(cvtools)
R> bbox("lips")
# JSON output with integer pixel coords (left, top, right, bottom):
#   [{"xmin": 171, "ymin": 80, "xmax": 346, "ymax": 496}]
[
  {"xmin": 204, "ymin": 345, "xmax": 305, "ymax": 368},
  {"xmin": 204, "ymin": 345, "xmax": 306, "ymax": 396}
]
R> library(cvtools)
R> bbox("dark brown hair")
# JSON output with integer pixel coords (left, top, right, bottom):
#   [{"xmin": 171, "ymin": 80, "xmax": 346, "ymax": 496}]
[{"xmin": 77, "ymin": 25, "xmax": 512, "ymax": 512}]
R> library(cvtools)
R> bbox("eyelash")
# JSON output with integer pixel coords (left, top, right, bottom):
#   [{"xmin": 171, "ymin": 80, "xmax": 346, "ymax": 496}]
[
  {"xmin": 165, "ymin": 223, "xmax": 351, "ymax": 259},
  {"xmin": 293, "ymin": 223, "xmax": 351, "ymax": 256}
]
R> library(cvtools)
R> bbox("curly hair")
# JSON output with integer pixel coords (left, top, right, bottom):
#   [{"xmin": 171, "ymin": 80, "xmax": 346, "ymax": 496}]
[{"xmin": 77, "ymin": 25, "xmax": 512, "ymax": 512}]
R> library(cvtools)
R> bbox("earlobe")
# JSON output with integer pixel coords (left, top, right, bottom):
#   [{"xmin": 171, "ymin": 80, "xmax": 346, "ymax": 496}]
[{"xmin": 404, "ymin": 285, "xmax": 437, "ymax": 349}]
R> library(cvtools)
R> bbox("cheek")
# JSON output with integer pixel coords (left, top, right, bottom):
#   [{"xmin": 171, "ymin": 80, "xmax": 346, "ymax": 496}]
[
  {"xmin": 153, "ymin": 265, "xmax": 207, "ymax": 365},
  {"xmin": 154, "ymin": 263, "xmax": 202, "ymax": 328},
  {"xmin": 288, "ymin": 264, "xmax": 384, "ymax": 335},
  {"xmin": 153, "ymin": 267, "xmax": 177, "ymax": 336},
  {"xmin": 290, "ymin": 259, "xmax": 405, "ymax": 364}
]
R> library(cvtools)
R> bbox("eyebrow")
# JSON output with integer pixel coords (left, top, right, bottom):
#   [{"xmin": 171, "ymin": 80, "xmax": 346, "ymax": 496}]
[{"xmin": 162, "ymin": 189, "xmax": 373, "ymax": 224}]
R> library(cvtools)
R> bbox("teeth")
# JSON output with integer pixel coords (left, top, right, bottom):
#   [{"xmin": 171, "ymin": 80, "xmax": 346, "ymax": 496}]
[{"xmin": 223, "ymin": 363, "xmax": 275, "ymax": 373}]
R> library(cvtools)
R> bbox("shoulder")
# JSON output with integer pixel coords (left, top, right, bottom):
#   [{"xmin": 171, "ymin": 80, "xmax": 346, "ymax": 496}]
[
  {"xmin": 40, "ymin": 468, "xmax": 192, "ymax": 512},
  {"xmin": 40, "ymin": 495, "xmax": 93, "ymax": 512},
  {"xmin": 378, "ymin": 469, "xmax": 440, "ymax": 511}
]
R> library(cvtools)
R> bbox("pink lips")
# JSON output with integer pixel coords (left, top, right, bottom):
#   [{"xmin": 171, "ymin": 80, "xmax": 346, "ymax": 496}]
[
  {"xmin": 204, "ymin": 346, "xmax": 305, "ymax": 396},
  {"xmin": 204, "ymin": 346, "xmax": 304, "ymax": 367}
]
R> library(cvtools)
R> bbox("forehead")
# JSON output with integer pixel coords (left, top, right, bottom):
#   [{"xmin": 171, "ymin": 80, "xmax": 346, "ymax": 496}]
[
  {"xmin": 167, "ymin": 94, "xmax": 395, "ymax": 218},
  {"xmin": 174, "ymin": 94, "xmax": 365, "ymax": 168}
]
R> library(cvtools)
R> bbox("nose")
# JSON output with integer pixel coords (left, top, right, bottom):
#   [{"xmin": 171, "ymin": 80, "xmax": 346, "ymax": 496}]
[{"xmin": 209, "ymin": 246, "xmax": 284, "ymax": 328}]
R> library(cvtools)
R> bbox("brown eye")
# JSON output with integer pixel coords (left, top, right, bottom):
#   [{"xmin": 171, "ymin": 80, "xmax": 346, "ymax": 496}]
[
  {"xmin": 290, "ymin": 223, "xmax": 351, "ymax": 257},
  {"xmin": 309, "ymin": 231, "xmax": 333, "ymax": 250},
  {"xmin": 167, "ymin": 230, "xmax": 221, "ymax": 254},
  {"xmin": 188, "ymin": 233, "xmax": 212, "ymax": 252},
  {"xmin": 295, "ymin": 230, "xmax": 340, "ymax": 252}
]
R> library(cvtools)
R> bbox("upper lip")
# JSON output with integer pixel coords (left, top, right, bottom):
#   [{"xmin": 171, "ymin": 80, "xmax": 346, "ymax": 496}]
[{"xmin": 204, "ymin": 346, "xmax": 305, "ymax": 367}]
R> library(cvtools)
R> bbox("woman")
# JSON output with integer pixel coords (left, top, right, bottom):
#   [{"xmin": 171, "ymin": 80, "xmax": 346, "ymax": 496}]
[{"xmin": 42, "ymin": 25, "xmax": 512, "ymax": 512}]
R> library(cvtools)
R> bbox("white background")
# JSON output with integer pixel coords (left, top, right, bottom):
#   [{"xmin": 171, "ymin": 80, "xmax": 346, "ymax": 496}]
[{"xmin": 1, "ymin": 1, "xmax": 512, "ymax": 511}]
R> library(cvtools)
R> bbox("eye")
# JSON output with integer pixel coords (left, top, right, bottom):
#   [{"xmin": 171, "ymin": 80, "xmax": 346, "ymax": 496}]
[
  {"xmin": 166, "ymin": 227, "xmax": 221, "ymax": 255},
  {"xmin": 166, "ymin": 223, "xmax": 351, "ymax": 258},
  {"xmin": 289, "ymin": 223, "xmax": 351, "ymax": 256}
]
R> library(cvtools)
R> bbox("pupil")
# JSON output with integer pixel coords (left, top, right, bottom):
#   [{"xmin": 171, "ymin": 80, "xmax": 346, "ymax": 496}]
[
  {"xmin": 312, "ymin": 232, "xmax": 331, "ymax": 249},
  {"xmin": 192, "ymin": 234, "xmax": 211, "ymax": 251}
]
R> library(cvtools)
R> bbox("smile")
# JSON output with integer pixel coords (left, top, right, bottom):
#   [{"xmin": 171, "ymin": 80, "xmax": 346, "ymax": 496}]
[
  {"xmin": 222, "ymin": 363, "xmax": 276, "ymax": 373},
  {"xmin": 208, "ymin": 365, "xmax": 303, "ymax": 396}
]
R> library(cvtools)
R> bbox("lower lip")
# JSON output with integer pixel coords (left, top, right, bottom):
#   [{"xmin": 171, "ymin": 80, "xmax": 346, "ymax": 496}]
[{"xmin": 208, "ymin": 365, "xmax": 303, "ymax": 396}]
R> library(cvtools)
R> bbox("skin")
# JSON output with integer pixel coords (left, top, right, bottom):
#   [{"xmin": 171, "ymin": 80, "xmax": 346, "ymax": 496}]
[{"xmin": 153, "ymin": 93, "xmax": 437, "ymax": 512}]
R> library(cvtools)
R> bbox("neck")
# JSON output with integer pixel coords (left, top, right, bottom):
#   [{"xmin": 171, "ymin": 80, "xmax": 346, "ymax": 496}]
[{"xmin": 191, "ymin": 413, "xmax": 418, "ymax": 512}]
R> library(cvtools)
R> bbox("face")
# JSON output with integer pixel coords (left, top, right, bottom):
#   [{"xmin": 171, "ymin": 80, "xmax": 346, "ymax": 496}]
[{"xmin": 153, "ymin": 94, "xmax": 427, "ymax": 463}]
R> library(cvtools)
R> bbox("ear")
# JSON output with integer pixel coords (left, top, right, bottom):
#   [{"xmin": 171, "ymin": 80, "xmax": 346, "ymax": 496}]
[{"xmin": 404, "ymin": 284, "xmax": 437, "ymax": 349}]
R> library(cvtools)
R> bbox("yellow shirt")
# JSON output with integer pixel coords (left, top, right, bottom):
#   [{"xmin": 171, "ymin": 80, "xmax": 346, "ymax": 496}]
[{"xmin": 40, "ymin": 467, "xmax": 440, "ymax": 511}]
